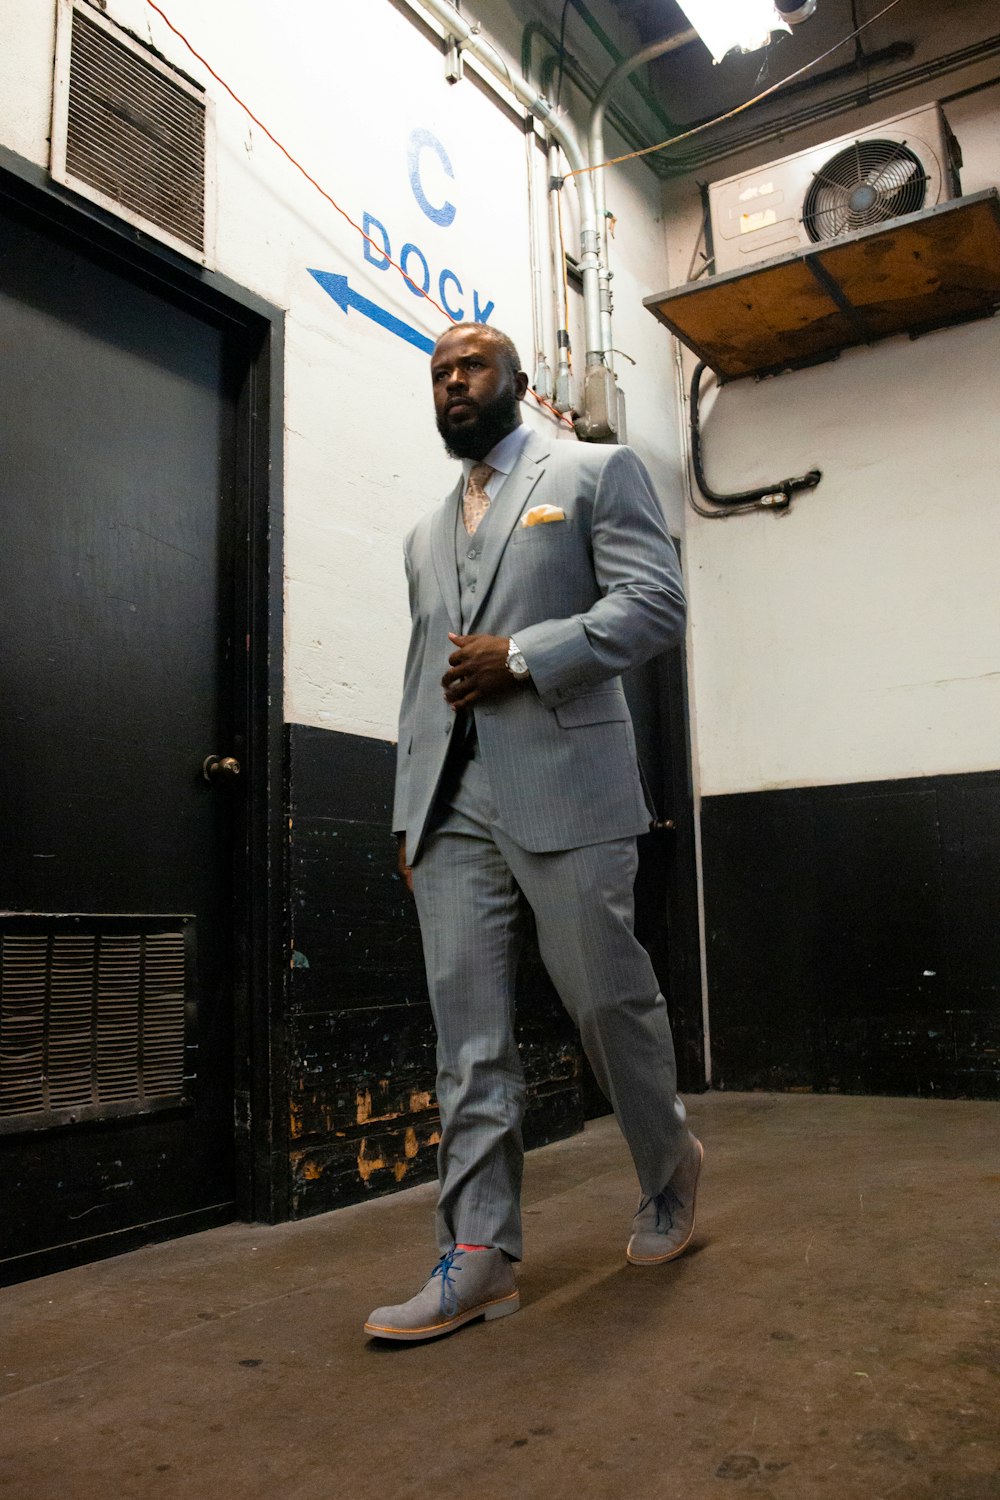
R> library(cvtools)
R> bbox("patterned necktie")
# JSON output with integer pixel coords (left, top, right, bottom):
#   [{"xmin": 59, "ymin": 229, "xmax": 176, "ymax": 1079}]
[{"xmin": 463, "ymin": 463, "xmax": 494, "ymax": 535}]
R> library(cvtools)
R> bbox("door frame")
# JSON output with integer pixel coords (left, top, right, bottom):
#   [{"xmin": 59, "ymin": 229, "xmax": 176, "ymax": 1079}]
[{"xmin": 0, "ymin": 144, "xmax": 288, "ymax": 1243}]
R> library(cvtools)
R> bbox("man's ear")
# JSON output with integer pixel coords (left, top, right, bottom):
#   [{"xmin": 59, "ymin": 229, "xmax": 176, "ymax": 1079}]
[{"xmin": 515, "ymin": 370, "xmax": 529, "ymax": 400}]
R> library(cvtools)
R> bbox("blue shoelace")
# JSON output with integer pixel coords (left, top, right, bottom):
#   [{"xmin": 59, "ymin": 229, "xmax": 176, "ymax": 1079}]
[
  {"xmin": 431, "ymin": 1247, "xmax": 465, "ymax": 1312},
  {"xmin": 637, "ymin": 1185, "xmax": 683, "ymax": 1233}
]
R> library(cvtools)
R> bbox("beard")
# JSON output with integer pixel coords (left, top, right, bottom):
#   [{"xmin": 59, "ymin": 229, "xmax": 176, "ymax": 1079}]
[{"xmin": 436, "ymin": 387, "xmax": 521, "ymax": 460}]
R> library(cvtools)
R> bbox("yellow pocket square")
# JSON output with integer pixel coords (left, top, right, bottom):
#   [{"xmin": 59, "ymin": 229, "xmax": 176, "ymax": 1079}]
[{"xmin": 520, "ymin": 504, "xmax": 566, "ymax": 527}]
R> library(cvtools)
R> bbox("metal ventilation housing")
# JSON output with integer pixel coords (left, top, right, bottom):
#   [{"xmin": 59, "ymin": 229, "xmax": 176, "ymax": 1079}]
[
  {"xmin": 707, "ymin": 104, "xmax": 959, "ymax": 274},
  {"xmin": 50, "ymin": 0, "xmax": 213, "ymax": 264}
]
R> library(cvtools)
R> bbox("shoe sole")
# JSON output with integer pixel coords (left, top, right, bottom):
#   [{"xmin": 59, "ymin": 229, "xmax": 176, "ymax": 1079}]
[
  {"xmin": 626, "ymin": 1137, "xmax": 704, "ymax": 1266},
  {"xmin": 363, "ymin": 1290, "xmax": 520, "ymax": 1341}
]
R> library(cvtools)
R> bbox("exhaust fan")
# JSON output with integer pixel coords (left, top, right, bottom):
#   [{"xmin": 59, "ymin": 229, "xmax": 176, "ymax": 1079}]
[{"xmin": 708, "ymin": 104, "xmax": 961, "ymax": 274}]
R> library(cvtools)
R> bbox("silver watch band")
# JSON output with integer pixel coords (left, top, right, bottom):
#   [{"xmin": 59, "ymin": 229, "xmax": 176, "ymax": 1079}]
[{"xmin": 507, "ymin": 637, "xmax": 530, "ymax": 678}]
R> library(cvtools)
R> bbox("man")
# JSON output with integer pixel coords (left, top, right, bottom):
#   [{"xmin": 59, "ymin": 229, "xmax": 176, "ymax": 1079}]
[{"xmin": 364, "ymin": 323, "xmax": 702, "ymax": 1342}]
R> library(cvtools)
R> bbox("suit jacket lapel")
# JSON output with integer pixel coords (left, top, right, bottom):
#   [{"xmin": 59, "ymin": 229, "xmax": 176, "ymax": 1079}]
[
  {"xmin": 430, "ymin": 479, "xmax": 463, "ymax": 632},
  {"xmin": 467, "ymin": 431, "xmax": 549, "ymax": 633}
]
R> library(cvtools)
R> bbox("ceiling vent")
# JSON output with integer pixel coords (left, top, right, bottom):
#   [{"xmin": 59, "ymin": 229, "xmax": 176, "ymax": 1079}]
[
  {"xmin": 708, "ymin": 104, "xmax": 961, "ymax": 275},
  {"xmin": 50, "ymin": 0, "xmax": 214, "ymax": 264}
]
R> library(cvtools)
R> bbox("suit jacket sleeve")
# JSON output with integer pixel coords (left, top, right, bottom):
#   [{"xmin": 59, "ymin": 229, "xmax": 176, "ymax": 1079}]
[
  {"xmin": 391, "ymin": 545, "xmax": 419, "ymax": 836},
  {"xmin": 513, "ymin": 446, "xmax": 686, "ymax": 708}
]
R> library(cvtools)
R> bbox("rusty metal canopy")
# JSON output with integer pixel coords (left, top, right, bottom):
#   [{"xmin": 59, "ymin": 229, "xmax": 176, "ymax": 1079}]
[{"xmin": 644, "ymin": 190, "xmax": 1000, "ymax": 380}]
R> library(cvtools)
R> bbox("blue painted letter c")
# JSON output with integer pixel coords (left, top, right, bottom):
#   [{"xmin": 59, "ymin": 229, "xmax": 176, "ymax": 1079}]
[{"xmin": 408, "ymin": 128, "xmax": 456, "ymax": 229}]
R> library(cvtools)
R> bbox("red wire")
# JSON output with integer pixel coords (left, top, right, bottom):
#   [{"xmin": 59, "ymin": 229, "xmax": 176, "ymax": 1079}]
[{"xmin": 142, "ymin": 0, "xmax": 573, "ymax": 428}]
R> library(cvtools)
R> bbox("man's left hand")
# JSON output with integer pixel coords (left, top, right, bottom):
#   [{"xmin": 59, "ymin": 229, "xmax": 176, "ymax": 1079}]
[{"xmin": 442, "ymin": 633, "xmax": 524, "ymax": 709}]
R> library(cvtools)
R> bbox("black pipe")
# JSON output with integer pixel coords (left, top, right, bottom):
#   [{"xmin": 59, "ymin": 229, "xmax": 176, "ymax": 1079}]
[{"xmin": 689, "ymin": 362, "xmax": 822, "ymax": 509}]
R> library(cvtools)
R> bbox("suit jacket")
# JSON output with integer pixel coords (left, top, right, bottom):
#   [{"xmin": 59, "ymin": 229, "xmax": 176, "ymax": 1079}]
[{"xmin": 393, "ymin": 429, "xmax": 686, "ymax": 862}]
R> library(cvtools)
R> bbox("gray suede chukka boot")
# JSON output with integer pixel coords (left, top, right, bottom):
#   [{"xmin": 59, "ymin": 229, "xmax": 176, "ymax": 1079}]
[
  {"xmin": 364, "ymin": 1247, "xmax": 519, "ymax": 1341},
  {"xmin": 627, "ymin": 1132, "xmax": 704, "ymax": 1265}
]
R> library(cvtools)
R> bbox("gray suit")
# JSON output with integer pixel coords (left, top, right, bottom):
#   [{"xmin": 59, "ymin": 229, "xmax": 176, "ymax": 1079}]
[{"xmin": 394, "ymin": 430, "xmax": 689, "ymax": 1258}]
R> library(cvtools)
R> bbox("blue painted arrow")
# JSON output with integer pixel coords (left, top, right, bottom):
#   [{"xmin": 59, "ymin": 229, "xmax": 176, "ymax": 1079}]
[{"xmin": 308, "ymin": 269, "xmax": 435, "ymax": 354}]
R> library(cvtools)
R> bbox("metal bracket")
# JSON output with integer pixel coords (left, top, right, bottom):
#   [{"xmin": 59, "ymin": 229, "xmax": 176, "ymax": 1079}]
[{"xmin": 445, "ymin": 35, "xmax": 464, "ymax": 83}]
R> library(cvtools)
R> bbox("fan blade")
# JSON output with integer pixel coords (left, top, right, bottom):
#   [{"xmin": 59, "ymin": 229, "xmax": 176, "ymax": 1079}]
[{"xmin": 866, "ymin": 140, "xmax": 920, "ymax": 190}]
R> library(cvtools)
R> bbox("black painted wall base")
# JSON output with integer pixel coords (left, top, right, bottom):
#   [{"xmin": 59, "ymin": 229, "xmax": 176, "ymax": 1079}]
[
  {"xmin": 701, "ymin": 769, "xmax": 1000, "ymax": 1097},
  {"xmin": 285, "ymin": 724, "xmax": 586, "ymax": 1220}
]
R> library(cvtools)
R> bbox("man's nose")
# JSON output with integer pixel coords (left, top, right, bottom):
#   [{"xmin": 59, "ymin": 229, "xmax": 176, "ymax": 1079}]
[{"xmin": 445, "ymin": 367, "xmax": 466, "ymax": 389}]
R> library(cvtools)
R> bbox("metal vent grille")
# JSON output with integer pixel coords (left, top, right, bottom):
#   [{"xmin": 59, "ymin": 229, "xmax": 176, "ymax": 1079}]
[
  {"xmin": 52, "ymin": 1, "xmax": 210, "ymax": 261},
  {"xmin": 803, "ymin": 139, "xmax": 930, "ymax": 243},
  {"xmin": 0, "ymin": 917, "xmax": 194, "ymax": 1132}
]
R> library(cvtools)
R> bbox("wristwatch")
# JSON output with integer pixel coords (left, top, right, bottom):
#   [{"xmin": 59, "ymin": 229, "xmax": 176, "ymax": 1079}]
[{"xmin": 506, "ymin": 637, "xmax": 530, "ymax": 679}]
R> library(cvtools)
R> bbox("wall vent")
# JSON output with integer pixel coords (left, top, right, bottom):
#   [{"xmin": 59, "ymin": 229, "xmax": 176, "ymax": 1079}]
[
  {"xmin": 51, "ymin": 0, "xmax": 213, "ymax": 264},
  {"xmin": 0, "ymin": 916, "xmax": 195, "ymax": 1133}
]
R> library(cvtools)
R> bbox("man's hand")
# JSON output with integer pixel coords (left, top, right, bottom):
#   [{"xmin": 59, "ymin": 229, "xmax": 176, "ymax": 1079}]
[
  {"xmin": 442, "ymin": 633, "xmax": 524, "ymax": 709},
  {"xmin": 396, "ymin": 838, "xmax": 413, "ymax": 894}
]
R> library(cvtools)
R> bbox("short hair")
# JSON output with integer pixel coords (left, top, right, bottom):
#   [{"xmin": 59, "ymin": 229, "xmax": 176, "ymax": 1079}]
[{"xmin": 433, "ymin": 323, "xmax": 522, "ymax": 381}]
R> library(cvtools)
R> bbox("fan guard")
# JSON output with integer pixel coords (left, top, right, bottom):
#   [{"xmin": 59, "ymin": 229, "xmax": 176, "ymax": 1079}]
[{"xmin": 802, "ymin": 138, "xmax": 929, "ymax": 242}]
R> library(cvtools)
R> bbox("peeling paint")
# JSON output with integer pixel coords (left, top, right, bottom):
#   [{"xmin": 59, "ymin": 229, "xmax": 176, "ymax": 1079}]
[
  {"xmin": 409, "ymin": 1090, "xmax": 432, "ymax": 1112},
  {"xmin": 357, "ymin": 1138, "xmax": 386, "ymax": 1182},
  {"xmin": 355, "ymin": 1088, "xmax": 372, "ymax": 1124},
  {"xmin": 404, "ymin": 1126, "xmax": 418, "ymax": 1159},
  {"xmin": 289, "ymin": 1101, "xmax": 303, "ymax": 1141},
  {"xmin": 302, "ymin": 1160, "xmax": 323, "ymax": 1181}
]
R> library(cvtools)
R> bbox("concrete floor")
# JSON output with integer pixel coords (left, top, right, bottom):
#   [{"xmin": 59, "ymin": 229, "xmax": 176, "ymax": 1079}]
[{"xmin": 1, "ymin": 1093, "xmax": 998, "ymax": 1500}]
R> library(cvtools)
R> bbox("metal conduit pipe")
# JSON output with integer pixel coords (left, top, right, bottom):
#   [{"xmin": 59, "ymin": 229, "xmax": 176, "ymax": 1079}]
[
  {"xmin": 538, "ymin": 52, "xmax": 577, "ymax": 412},
  {"xmin": 588, "ymin": 28, "xmax": 698, "ymax": 364},
  {"xmin": 523, "ymin": 115, "xmax": 553, "ymax": 400},
  {"xmin": 409, "ymin": 0, "xmax": 607, "ymax": 408},
  {"xmin": 547, "ymin": 139, "xmax": 573, "ymax": 411},
  {"xmin": 521, "ymin": 9, "xmax": 684, "ymax": 147}
]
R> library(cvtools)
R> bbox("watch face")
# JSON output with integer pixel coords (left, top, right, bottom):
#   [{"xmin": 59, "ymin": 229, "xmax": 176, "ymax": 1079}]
[{"xmin": 509, "ymin": 653, "xmax": 529, "ymax": 677}]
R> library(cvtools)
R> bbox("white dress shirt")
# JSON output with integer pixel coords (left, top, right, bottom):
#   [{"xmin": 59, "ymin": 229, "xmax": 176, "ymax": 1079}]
[{"xmin": 460, "ymin": 423, "xmax": 531, "ymax": 504}]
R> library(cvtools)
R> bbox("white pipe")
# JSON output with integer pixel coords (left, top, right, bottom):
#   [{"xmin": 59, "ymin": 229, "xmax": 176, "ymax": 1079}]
[
  {"xmin": 410, "ymin": 0, "xmax": 605, "ymax": 367},
  {"xmin": 588, "ymin": 29, "xmax": 698, "ymax": 361},
  {"xmin": 547, "ymin": 139, "xmax": 573, "ymax": 410},
  {"xmin": 523, "ymin": 115, "xmax": 550, "ymax": 394}
]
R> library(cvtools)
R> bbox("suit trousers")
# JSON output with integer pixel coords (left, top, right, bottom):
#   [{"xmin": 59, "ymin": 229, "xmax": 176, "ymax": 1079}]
[{"xmin": 412, "ymin": 742, "xmax": 688, "ymax": 1261}]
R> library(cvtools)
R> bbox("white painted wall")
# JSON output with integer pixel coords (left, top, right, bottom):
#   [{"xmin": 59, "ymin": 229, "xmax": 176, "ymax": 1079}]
[
  {"xmin": 0, "ymin": 0, "xmax": 682, "ymax": 741},
  {"xmin": 9, "ymin": 0, "xmax": 989, "ymax": 804},
  {"xmin": 663, "ymin": 67, "xmax": 1000, "ymax": 797}
]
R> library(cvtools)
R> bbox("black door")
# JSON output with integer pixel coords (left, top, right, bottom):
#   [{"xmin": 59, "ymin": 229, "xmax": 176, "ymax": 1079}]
[{"xmin": 0, "ymin": 199, "xmax": 247, "ymax": 1275}]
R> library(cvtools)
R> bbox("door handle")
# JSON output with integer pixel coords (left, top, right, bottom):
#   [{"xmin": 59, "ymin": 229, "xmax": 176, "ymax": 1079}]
[{"xmin": 202, "ymin": 754, "xmax": 241, "ymax": 782}]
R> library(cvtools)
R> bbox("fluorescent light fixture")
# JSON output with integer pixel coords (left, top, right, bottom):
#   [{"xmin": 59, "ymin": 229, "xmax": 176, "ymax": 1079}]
[{"xmin": 676, "ymin": 0, "xmax": 791, "ymax": 64}]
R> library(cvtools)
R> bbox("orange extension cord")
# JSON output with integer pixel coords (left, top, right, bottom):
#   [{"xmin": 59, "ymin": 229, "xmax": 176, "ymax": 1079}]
[{"xmin": 143, "ymin": 0, "xmax": 574, "ymax": 427}]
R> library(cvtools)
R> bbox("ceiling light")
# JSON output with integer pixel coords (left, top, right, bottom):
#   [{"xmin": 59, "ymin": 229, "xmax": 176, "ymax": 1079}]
[
  {"xmin": 676, "ymin": 0, "xmax": 795, "ymax": 64},
  {"xmin": 776, "ymin": 0, "xmax": 819, "ymax": 22}
]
